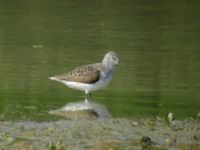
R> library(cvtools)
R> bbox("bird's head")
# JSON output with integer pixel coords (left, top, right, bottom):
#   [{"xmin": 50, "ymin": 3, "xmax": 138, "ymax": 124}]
[{"xmin": 102, "ymin": 51, "xmax": 119, "ymax": 66}]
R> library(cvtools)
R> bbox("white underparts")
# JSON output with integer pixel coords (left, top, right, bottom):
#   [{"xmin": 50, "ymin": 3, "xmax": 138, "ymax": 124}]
[{"xmin": 49, "ymin": 74, "xmax": 113, "ymax": 94}]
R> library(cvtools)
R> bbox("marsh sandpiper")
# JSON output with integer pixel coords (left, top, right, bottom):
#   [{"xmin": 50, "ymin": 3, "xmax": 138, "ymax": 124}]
[{"xmin": 48, "ymin": 51, "xmax": 119, "ymax": 96}]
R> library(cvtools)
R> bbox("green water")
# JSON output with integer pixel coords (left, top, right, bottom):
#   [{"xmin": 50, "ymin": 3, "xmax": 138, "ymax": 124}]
[{"xmin": 0, "ymin": 0, "xmax": 200, "ymax": 121}]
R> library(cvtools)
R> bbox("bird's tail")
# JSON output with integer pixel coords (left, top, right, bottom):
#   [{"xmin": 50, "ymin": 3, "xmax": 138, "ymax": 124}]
[{"xmin": 48, "ymin": 75, "xmax": 57, "ymax": 80}]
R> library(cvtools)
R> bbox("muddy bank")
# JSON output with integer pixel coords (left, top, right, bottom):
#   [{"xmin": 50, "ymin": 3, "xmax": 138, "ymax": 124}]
[{"xmin": 0, "ymin": 118, "xmax": 200, "ymax": 150}]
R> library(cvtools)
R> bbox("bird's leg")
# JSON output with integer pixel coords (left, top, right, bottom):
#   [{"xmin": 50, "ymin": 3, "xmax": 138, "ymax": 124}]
[
  {"xmin": 85, "ymin": 90, "xmax": 92, "ymax": 97},
  {"xmin": 88, "ymin": 93, "xmax": 92, "ymax": 98},
  {"xmin": 86, "ymin": 93, "xmax": 92, "ymax": 98},
  {"xmin": 84, "ymin": 92, "xmax": 92, "ymax": 102}
]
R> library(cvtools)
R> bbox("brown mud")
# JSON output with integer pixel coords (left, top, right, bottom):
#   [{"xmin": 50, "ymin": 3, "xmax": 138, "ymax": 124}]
[{"xmin": 0, "ymin": 117, "xmax": 200, "ymax": 150}]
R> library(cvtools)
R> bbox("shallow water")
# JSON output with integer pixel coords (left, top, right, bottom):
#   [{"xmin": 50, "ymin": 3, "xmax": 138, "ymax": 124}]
[{"xmin": 0, "ymin": 0, "xmax": 200, "ymax": 121}]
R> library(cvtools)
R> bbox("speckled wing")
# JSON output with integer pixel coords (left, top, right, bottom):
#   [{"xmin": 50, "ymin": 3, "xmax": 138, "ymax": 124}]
[{"xmin": 51, "ymin": 63, "xmax": 101, "ymax": 84}]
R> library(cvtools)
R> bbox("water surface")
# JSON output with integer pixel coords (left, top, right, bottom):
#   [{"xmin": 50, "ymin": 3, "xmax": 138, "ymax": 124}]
[{"xmin": 0, "ymin": 0, "xmax": 200, "ymax": 121}]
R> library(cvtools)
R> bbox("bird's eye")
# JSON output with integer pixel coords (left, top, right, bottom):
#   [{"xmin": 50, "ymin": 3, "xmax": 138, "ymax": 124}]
[{"xmin": 112, "ymin": 56, "xmax": 116, "ymax": 60}]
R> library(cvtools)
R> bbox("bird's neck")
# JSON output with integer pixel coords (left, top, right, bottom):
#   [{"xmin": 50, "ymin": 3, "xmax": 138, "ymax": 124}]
[
  {"xmin": 101, "ymin": 63, "xmax": 115, "ymax": 78},
  {"xmin": 102, "ymin": 61, "xmax": 114, "ymax": 69}
]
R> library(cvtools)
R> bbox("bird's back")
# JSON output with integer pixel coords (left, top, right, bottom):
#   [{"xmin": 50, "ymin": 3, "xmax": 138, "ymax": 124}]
[{"xmin": 49, "ymin": 63, "xmax": 102, "ymax": 84}]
